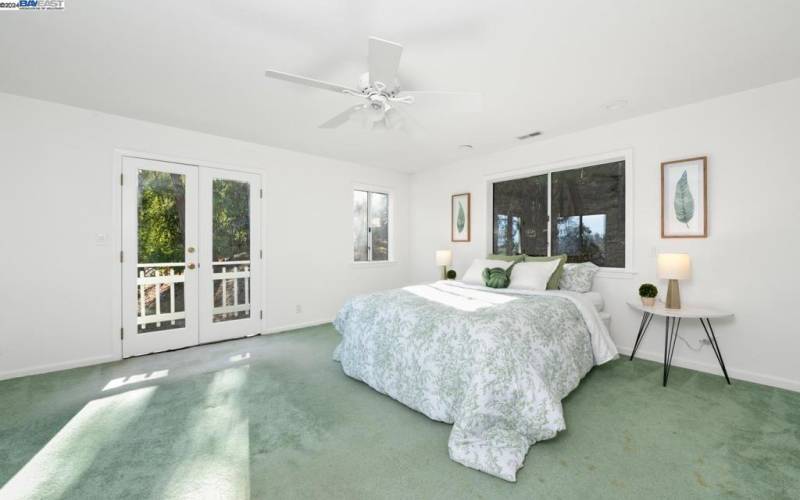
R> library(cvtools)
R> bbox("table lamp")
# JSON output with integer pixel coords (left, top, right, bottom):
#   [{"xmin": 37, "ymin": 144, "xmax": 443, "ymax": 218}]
[
  {"xmin": 657, "ymin": 253, "xmax": 691, "ymax": 309},
  {"xmin": 435, "ymin": 250, "xmax": 452, "ymax": 280}
]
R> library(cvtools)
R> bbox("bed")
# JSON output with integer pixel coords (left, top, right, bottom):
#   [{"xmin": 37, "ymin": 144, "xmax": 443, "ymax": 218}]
[{"xmin": 333, "ymin": 280, "xmax": 617, "ymax": 481}]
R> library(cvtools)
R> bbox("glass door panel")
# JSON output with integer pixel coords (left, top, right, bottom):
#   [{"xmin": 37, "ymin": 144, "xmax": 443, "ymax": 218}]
[
  {"xmin": 211, "ymin": 178, "xmax": 251, "ymax": 323},
  {"xmin": 122, "ymin": 157, "xmax": 199, "ymax": 357},
  {"xmin": 199, "ymin": 168, "xmax": 261, "ymax": 343},
  {"xmin": 136, "ymin": 170, "xmax": 187, "ymax": 333}
]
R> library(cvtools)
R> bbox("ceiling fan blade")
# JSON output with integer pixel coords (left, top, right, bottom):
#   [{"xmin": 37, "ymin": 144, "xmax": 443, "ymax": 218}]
[
  {"xmin": 319, "ymin": 105, "xmax": 365, "ymax": 129},
  {"xmin": 402, "ymin": 91, "xmax": 483, "ymax": 113},
  {"xmin": 264, "ymin": 69, "xmax": 362, "ymax": 95},
  {"xmin": 368, "ymin": 37, "xmax": 403, "ymax": 88}
]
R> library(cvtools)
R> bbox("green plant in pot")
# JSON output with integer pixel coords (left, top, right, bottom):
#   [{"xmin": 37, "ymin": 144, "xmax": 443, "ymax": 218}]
[
  {"xmin": 639, "ymin": 283, "xmax": 658, "ymax": 306},
  {"xmin": 446, "ymin": 269, "xmax": 457, "ymax": 280}
]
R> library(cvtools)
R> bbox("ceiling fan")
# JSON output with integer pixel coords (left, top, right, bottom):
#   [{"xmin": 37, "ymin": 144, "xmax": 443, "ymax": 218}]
[{"xmin": 264, "ymin": 37, "xmax": 482, "ymax": 131}]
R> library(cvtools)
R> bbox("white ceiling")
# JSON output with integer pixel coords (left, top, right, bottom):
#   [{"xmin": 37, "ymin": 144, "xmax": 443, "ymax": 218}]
[{"xmin": 1, "ymin": 0, "xmax": 799, "ymax": 172}]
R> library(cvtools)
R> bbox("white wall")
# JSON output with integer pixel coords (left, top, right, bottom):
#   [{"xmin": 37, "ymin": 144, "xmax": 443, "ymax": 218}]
[
  {"xmin": 409, "ymin": 78, "xmax": 800, "ymax": 391},
  {"xmin": 0, "ymin": 92, "xmax": 411, "ymax": 380}
]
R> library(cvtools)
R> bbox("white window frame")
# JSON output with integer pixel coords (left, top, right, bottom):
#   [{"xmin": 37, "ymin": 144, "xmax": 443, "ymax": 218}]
[
  {"xmin": 484, "ymin": 149, "xmax": 634, "ymax": 276},
  {"xmin": 352, "ymin": 183, "xmax": 396, "ymax": 266}
]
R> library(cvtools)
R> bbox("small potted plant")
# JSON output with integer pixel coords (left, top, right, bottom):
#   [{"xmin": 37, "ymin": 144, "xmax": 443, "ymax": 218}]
[
  {"xmin": 446, "ymin": 269, "xmax": 457, "ymax": 280},
  {"xmin": 639, "ymin": 283, "xmax": 658, "ymax": 306}
]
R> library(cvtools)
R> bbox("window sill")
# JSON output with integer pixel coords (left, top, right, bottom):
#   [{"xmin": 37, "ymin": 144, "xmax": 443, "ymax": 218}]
[
  {"xmin": 596, "ymin": 268, "xmax": 638, "ymax": 279},
  {"xmin": 350, "ymin": 260, "xmax": 398, "ymax": 268}
]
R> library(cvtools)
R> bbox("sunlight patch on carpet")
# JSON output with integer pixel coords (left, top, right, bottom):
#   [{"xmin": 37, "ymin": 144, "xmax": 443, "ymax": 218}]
[
  {"xmin": 160, "ymin": 366, "xmax": 250, "ymax": 499},
  {"xmin": 0, "ymin": 386, "xmax": 157, "ymax": 500},
  {"xmin": 102, "ymin": 369, "xmax": 169, "ymax": 391}
]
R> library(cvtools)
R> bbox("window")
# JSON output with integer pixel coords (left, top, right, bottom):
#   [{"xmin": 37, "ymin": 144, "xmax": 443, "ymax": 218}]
[
  {"xmin": 353, "ymin": 189, "xmax": 390, "ymax": 262},
  {"xmin": 492, "ymin": 159, "xmax": 627, "ymax": 268}
]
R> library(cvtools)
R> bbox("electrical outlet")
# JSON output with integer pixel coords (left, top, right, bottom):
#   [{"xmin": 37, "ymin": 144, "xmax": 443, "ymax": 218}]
[{"xmin": 295, "ymin": 304, "xmax": 302, "ymax": 314}]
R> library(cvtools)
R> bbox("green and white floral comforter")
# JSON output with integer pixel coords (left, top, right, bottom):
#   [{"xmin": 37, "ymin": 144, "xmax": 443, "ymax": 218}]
[{"xmin": 333, "ymin": 280, "xmax": 618, "ymax": 482}]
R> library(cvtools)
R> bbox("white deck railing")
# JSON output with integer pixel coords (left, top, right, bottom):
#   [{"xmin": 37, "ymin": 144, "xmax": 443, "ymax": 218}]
[{"xmin": 137, "ymin": 261, "xmax": 251, "ymax": 328}]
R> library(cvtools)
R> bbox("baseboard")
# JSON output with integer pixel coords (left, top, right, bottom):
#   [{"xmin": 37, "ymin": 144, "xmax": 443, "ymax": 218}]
[
  {"xmin": 4, "ymin": 326, "xmax": 795, "ymax": 393},
  {"xmin": 617, "ymin": 345, "xmax": 800, "ymax": 393},
  {"xmin": 0, "ymin": 321, "xmax": 333, "ymax": 382},
  {"xmin": 262, "ymin": 318, "xmax": 333, "ymax": 335},
  {"xmin": 0, "ymin": 354, "xmax": 121, "ymax": 382}
]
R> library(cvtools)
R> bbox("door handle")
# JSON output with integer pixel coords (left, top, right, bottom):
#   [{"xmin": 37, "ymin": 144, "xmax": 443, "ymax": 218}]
[{"xmin": 187, "ymin": 263, "xmax": 196, "ymax": 270}]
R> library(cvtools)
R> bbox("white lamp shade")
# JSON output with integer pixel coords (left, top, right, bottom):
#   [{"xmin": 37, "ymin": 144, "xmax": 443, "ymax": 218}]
[
  {"xmin": 657, "ymin": 253, "xmax": 691, "ymax": 280},
  {"xmin": 435, "ymin": 250, "xmax": 452, "ymax": 267}
]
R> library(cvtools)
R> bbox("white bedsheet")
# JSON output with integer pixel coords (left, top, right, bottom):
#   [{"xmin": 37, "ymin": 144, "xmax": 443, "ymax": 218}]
[
  {"xmin": 562, "ymin": 290, "xmax": 604, "ymax": 312},
  {"xmin": 441, "ymin": 281, "xmax": 618, "ymax": 365}
]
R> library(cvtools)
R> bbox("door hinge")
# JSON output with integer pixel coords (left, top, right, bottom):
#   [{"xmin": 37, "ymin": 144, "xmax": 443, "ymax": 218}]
[
  {"xmin": 120, "ymin": 250, "xmax": 124, "ymax": 263},
  {"xmin": 260, "ymin": 310, "xmax": 263, "ymax": 320},
  {"xmin": 259, "ymin": 188, "xmax": 263, "ymax": 199},
  {"xmin": 120, "ymin": 327, "xmax": 124, "ymax": 340},
  {"xmin": 120, "ymin": 173, "xmax": 124, "ymax": 186},
  {"xmin": 260, "ymin": 249, "xmax": 263, "ymax": 259}
]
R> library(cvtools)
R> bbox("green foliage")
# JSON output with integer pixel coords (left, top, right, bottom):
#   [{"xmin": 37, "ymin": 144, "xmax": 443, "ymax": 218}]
[
  {"xmin": 674, "ymin": 170, "xmax": 694, "ymax": 227},
  {"xmin": 136, "ymin": 171, "xmax": 250, "ymax": 264},
  {"xmin": 212, "ymin": 179, "xmax": 250, "ymax": 261},
  {"xmin": 446, "ymin": 269, "xmax": 457, "ymax": 280},
  {"xmin": 457, "ymin": 201, "xmax": 466, "ymax": 233},
  {"xmin": 638, "ymin": 283, "xmax": 658, "ymax": 298},
  {"xmin": 138, "ymin": 171, "xmax": 185, "ymax": 263}
]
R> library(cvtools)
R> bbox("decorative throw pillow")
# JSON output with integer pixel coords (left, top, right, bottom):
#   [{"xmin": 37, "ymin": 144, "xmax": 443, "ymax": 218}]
[
  {"xmin": 559, "ymin": 262, "xmax": 600, "ymax": 293},
  {"xmin": 482, "ymin": 261, "xmax": 517, "ymax": 289},
  {"xmin": 507, "ymin": 259, "xmax": 562, "ymax": 291},
  {"xmin": 462, "ymin": 259, "xmax": 512, "ymax": 285},
  {"xmin": 523, "ymin": 255, "xmax": 567, "ymax": 290}
]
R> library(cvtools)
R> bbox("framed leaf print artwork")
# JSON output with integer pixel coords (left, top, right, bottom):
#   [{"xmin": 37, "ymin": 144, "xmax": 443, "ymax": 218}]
[
  {"xmin": 451, "ymin": 193, "xmax": 471, "ymax": 242},
  {"xmin": 661, "ymin": 157, "xmax": 707, "ymax": 238}
]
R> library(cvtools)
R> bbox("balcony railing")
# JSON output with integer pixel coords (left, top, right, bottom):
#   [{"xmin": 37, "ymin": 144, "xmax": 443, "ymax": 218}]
[{"xmin": 137, "ymin": 261, "xmax": 251, "ymax": 329}]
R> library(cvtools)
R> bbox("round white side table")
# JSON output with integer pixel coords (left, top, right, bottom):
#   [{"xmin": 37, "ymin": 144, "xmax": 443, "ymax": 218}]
[{"xmin": 626, "ymin": 300, "xmax": 733, "ymax": 386}]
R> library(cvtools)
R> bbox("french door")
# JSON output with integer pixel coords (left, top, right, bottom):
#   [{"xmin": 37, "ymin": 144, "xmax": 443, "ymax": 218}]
[{"xmin": 121, "ymin": 156, "xmax": 261, "ymax": 357}]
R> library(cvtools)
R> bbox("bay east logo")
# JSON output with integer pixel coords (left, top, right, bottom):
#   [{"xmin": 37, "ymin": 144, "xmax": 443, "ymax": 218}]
[{"xmin": 0, "ymin": 0, "xmax": 65, "ymax": 9}]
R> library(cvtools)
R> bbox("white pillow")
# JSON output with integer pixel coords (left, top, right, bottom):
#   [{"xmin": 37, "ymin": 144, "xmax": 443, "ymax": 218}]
[
  {"xmin": 462, "ymin": 259, "xmax": 512, "ymax": 285},
  {"xmin": 508, "ymin": 259, "xmax": 562, "ymax": 291}
]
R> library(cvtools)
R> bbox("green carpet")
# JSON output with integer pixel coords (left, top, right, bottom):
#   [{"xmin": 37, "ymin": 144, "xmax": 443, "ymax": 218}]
[{"xmin": 1, "ymin": 324, "xmax": 798, "ymax": 499}]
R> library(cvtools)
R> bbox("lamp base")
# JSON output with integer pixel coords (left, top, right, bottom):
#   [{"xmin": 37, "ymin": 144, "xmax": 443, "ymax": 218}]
[
  {"xmin": 441, "ymin": 266, "xmax": 447, "ymax": 280},
  {"xmin": 665, "ymin": 279, "xmax": 681, "ymax": 309}
]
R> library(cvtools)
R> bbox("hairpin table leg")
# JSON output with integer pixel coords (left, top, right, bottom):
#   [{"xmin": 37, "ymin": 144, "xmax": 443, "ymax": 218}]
[
  {"xmin": 699, "ymin": 318, "xmax": 731, "ymax": 384},
  {"xmin": 663, "ymin": 316, "xmax": 680, "ymax": 386},
  {"xmin": 629, "ymin": 312, "xmax": 653, "ymax": 360}
]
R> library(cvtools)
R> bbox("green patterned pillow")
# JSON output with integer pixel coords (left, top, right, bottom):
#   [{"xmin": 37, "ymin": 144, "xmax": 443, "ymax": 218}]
[
  {"xmin": 559, "ymin": 262, "xmax": 600, "ymax": 292},
  {"xmin": 523, "ymin": 255, "xmax": 567, "ymax": 290}
]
